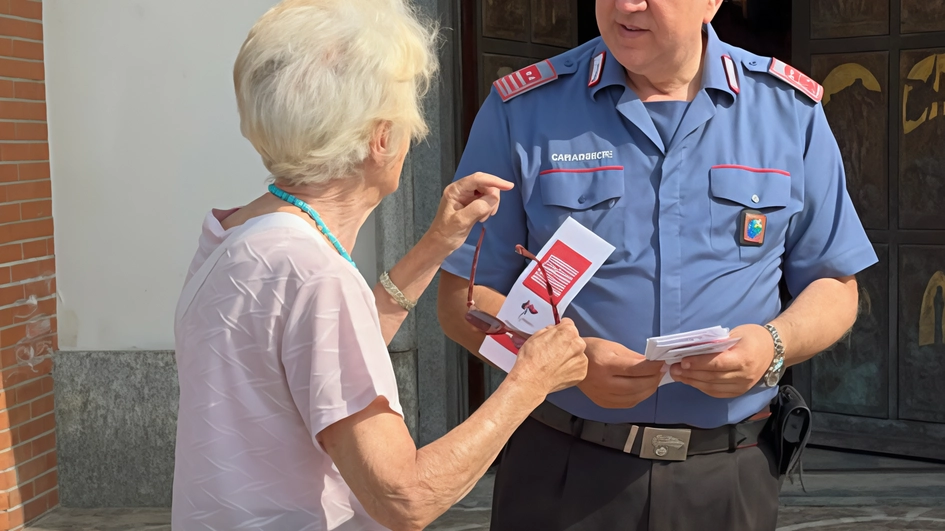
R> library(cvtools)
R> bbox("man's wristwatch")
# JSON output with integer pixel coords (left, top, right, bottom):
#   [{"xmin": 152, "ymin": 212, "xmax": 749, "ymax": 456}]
[{"xmin": 762, "ymin": 324, "xmax": 786, "ymax": 388}]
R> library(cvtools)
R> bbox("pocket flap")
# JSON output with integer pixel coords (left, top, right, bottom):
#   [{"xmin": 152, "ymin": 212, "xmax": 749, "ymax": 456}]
[
  {"xmin": 539, "ymin": 169, "xmax": 625, "ymax": 210},
  {"xmin": 710, "ymin": 165, "xmax": 791, "ymax": 209}
]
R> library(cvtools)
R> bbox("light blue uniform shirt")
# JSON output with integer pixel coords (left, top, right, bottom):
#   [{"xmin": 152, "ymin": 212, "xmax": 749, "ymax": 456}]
[{"xmin": 442, "ymin": 25, "xmax": 878, "ymax": 429}]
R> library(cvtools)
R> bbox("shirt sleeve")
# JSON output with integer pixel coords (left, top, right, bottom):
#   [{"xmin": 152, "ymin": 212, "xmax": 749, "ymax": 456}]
[
  {"xmin": 440, "ymin": 90, "xmax": 528, "ymax": 295},
  {"xmin": 783, "ymin": 102, "xmax": 879, "ymax": 297},
  {"xmin": 280, "ymin": 272, "xmax": 402, "ymax": 443}
]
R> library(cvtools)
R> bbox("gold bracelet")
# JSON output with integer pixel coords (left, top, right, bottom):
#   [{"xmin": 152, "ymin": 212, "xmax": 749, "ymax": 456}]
[{"xmin": 379, "ymin": 271, "xmax": 417, "ymax": 311}]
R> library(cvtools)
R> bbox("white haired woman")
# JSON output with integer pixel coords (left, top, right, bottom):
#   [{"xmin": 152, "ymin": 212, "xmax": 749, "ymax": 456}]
[{"xmin": 171, "ymin": 1, "xmax": 587, "ymax": 530}]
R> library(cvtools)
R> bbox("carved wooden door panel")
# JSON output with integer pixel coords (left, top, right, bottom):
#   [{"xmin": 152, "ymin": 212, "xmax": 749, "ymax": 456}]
[
  {"xmin": 793, "ymin": 0, "xmax": 945, "ymax": 460},
  {"xmin": 461, "ymin": 0, "xmax": 580, "ymax": 410}
]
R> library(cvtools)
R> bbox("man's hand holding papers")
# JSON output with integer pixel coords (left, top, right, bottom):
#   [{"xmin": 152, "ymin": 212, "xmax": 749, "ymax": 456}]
[
  {"xmin": 577, "ymin": 338, "xmax": 664, "ymax": 409},
  {"xmin": 667, "ymin": 324, "xmax": 777, "ymax": 398}
]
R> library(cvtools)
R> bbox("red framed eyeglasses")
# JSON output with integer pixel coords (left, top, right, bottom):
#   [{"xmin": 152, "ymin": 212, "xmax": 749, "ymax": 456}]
[{"xmin": 465, "ymin": 227, "xmax": 561, "ymax": 348}]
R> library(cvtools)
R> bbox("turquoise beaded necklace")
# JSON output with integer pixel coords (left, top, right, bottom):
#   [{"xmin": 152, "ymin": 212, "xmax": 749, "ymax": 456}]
[{"xmin": 268, "ymin": 184, "xmax": 357, "ymax": 269}]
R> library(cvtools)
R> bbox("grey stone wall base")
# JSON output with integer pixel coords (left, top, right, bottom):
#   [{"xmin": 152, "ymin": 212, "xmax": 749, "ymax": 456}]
[
  {"xmin": 52, "ymin": 349, "xmax": 425, "ymax": 508},
  {"xmin": 54, "ymin": 351, "xmax": 178, "ymax": 508}
]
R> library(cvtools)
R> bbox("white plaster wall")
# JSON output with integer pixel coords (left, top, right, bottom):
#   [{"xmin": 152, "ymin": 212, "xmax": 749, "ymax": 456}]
[{"xmin": 45, "ymin": 0, "xmax": 377, "ymax": 350}]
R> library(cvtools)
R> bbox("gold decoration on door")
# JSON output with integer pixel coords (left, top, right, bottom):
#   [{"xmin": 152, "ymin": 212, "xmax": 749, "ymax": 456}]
[
  {"xmin": 903, "ymin": 53, "xmax": 945, "ymax": 134},
  {"xmin": 919, "ymin": 271, "xmax": 945, "ymax": 346},
  {"xmin": 822, "ymin": 63, "xmax": 882, "ymax": 106}
]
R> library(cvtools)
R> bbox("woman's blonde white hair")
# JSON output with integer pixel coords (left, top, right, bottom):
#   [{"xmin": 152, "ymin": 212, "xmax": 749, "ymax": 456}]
[{"xmin": 234, "ymin": 0, "xmax": 437, "ymax": 186}]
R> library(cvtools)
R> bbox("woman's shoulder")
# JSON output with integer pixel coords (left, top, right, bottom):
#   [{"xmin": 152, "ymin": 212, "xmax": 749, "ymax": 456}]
[{"xmin": 237, "ymin": 213, "xmax": 370, "ymax": 290}]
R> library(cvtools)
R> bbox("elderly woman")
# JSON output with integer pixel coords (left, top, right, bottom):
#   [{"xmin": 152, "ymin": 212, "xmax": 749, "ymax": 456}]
[{"xmin": 172, "ymin": 1, "xmax": 587, "ymax": 530}]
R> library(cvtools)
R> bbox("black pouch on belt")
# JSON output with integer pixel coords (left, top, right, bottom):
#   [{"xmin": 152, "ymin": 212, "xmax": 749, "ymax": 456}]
[{"xmin": 770, "ymin": 384, "xmax": 812, "ymax": 478}]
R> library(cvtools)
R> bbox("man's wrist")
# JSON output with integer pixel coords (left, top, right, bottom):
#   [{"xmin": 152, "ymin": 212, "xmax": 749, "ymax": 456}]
[{"xmin": 762, "ymin": 323, "xmax": 776, "ymax": 363}]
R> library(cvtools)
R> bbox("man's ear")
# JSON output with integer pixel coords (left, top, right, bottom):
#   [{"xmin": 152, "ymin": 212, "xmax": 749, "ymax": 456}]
[
  {"xmin": 704, "ymin": 0, "xmax": 725, "ymax": 24},
  {"xmin": 369, "ymin": 121, "xmax": 394, "ymax": 165}
]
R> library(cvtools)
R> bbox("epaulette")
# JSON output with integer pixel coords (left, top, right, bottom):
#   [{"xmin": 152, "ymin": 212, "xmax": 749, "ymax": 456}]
[
  {"xmin": 766, "ymin": 58, "xmax": 824, "ymax": 103},
  {"xmin": 493, "ymin": 60, "xmax": 558, "ymax": 102}
]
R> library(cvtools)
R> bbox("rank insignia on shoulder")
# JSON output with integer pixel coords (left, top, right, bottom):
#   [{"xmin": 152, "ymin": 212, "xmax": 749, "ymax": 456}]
[
  {"xmin": 768, "ymin": 58, "xmax": 823, "ymax": 103},
  {"xmin": 739, "ymin": 209, "xmax": 767, "ymax": 246},
  {"xmin": 493, "ymin": 60, "xmax": 558, "ymax": 102}
]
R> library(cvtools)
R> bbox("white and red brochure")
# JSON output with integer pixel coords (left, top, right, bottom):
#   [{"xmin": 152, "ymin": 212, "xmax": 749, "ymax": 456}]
[{"xmin": 477, "ymin": 217, "xmax": 615, "ymax": 372}]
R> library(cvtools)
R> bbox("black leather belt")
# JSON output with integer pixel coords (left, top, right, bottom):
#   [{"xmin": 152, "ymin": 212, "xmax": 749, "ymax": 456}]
[{"xmin": 530, "ymin": 401, "xmax": 771, "ymax": 461}]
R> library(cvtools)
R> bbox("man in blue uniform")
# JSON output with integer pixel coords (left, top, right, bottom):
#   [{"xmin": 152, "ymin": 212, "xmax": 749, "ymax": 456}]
[{"xmin": 437, "ymin": 0, "xmax": 876, "ymax": 529}]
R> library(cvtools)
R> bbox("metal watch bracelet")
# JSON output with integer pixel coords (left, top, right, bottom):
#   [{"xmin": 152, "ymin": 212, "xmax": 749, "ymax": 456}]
[
  {"xmin": 379, "ymin": 271, "xmax": 417, "ymax": 311},
  {"xmin": 762, "ymin": 323, "xmax": 786, "ymax": 387}
]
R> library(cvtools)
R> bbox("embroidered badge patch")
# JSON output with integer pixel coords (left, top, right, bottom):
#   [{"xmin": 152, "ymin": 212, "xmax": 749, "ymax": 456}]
[
  {"xmin": 739, "ymin": 209, "xmax": 767, "ymax": 246},
  {"xmin": 493, "ymin": 60, "xmax": 558, "ymax": 102},
  {"xmin": 768, "ymin": 59, "xmax": 823, "ymax": 102}
]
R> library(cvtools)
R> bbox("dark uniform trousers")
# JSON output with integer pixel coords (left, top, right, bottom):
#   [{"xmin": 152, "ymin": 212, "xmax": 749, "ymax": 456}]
[{"xmin": 490, "ymin": 417, "xmax": 781, "ymax": 531}]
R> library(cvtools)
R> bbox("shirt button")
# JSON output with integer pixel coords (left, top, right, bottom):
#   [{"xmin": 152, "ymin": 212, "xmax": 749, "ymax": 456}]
[
  {"xmin": 578, "ymin": 195, "xmax": 587, "ymax": 204},
  {"xmin": 608, "ymin": 199, "xmax": 617, "ymax": 208},
  {"xmin": 564, "ymin": 59, "xmax": 574, "ymax": 67},
  {"xmin": 751, "ymin": 194, "xmax": 760, "ymax": 203}
]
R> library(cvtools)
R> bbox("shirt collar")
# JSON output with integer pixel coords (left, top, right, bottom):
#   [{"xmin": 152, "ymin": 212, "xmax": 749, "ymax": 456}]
[
  {"xmin": 589, "ymin": 39, "xmax": 630, "ymax": 99},
  {"xmin": 590, "ymin": 24, "xmax": 739, "ymax": 101},
  {"xmin": 701, "ymin": 24, "xmax": 738, "ymax": 100}
]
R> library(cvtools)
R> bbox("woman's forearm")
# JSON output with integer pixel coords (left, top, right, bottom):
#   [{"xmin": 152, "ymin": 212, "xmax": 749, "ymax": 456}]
[
  {"xmin": 373, "ymin": 233, "xmax": 452, "ymax": 344},
  {"xmin": 369, "ymin": 373, "xmax": 544, "ymax": 530},
  {"xmin": 406, "ymin": 371, "xmax": 543, "ymax": 525},
  {"xmin": 322, "ymin": 322, "xmax": 584, "ymax": 531},
  {"xmin": 372, "ymin": 172, "xmax": 512, "ymax": 345},
  {"xmin": 320, "ymin": 372, "xmax": 544, "ymax": 531}
]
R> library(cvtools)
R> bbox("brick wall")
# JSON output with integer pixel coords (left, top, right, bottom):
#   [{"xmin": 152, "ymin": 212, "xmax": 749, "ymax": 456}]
[{"xmin": 0, "ymin": 0, "xmax": 57, "ymax": 529}]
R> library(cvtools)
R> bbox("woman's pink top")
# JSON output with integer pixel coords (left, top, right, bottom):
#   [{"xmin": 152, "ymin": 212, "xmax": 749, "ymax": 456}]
[{"xmin": 172, "ymin": 210, "xmax": 401, "ymax": 530}]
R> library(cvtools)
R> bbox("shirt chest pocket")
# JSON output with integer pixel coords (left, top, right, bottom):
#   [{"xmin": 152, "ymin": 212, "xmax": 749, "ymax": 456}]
[
  {"xmin": 708, "ymin": 166, "xmax": 792, "ymax": 260},
  {"xmin": 533, "ymin": 169, "xmax": 625, "ymax": 247}
]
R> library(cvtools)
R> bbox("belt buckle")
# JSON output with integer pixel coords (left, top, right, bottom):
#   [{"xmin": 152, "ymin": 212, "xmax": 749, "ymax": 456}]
[{"xmin": 639, "ymin": 427, "xmax": 691, "ymax": 461}]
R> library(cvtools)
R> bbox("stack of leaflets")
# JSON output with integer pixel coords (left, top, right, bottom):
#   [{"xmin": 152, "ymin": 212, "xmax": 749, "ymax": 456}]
[
  {"xmin": 644, "ymin": 326, "xmax": 741, "ymax": 365},
  {"xmin": 645, "ymin": 326, "xmax": 741, "ymax": 386}
]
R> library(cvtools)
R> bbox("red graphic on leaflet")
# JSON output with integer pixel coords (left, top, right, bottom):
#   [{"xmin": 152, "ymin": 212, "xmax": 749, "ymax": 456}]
[
  {"xmin": 520, "ymin": 300, "xmax": 538, "ymax": 318},
  {"xmin": 523, "ymin": 241, "xmax": 592, "ymax": 304}
]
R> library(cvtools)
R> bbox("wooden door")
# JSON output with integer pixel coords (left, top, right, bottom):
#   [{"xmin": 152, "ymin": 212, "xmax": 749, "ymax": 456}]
[
  {"xmin": 460, "ymin": 0, "xmax": 581, "ymax": 410},
  {"xmin": 792, "ymin": 0, "xmax": 945, "ymax": 460}
]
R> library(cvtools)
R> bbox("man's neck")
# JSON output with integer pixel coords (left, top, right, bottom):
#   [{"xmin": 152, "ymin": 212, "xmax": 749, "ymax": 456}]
[{"xmin": 625, "ymin": 33, "xmax": 707, "ymax": 102}]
